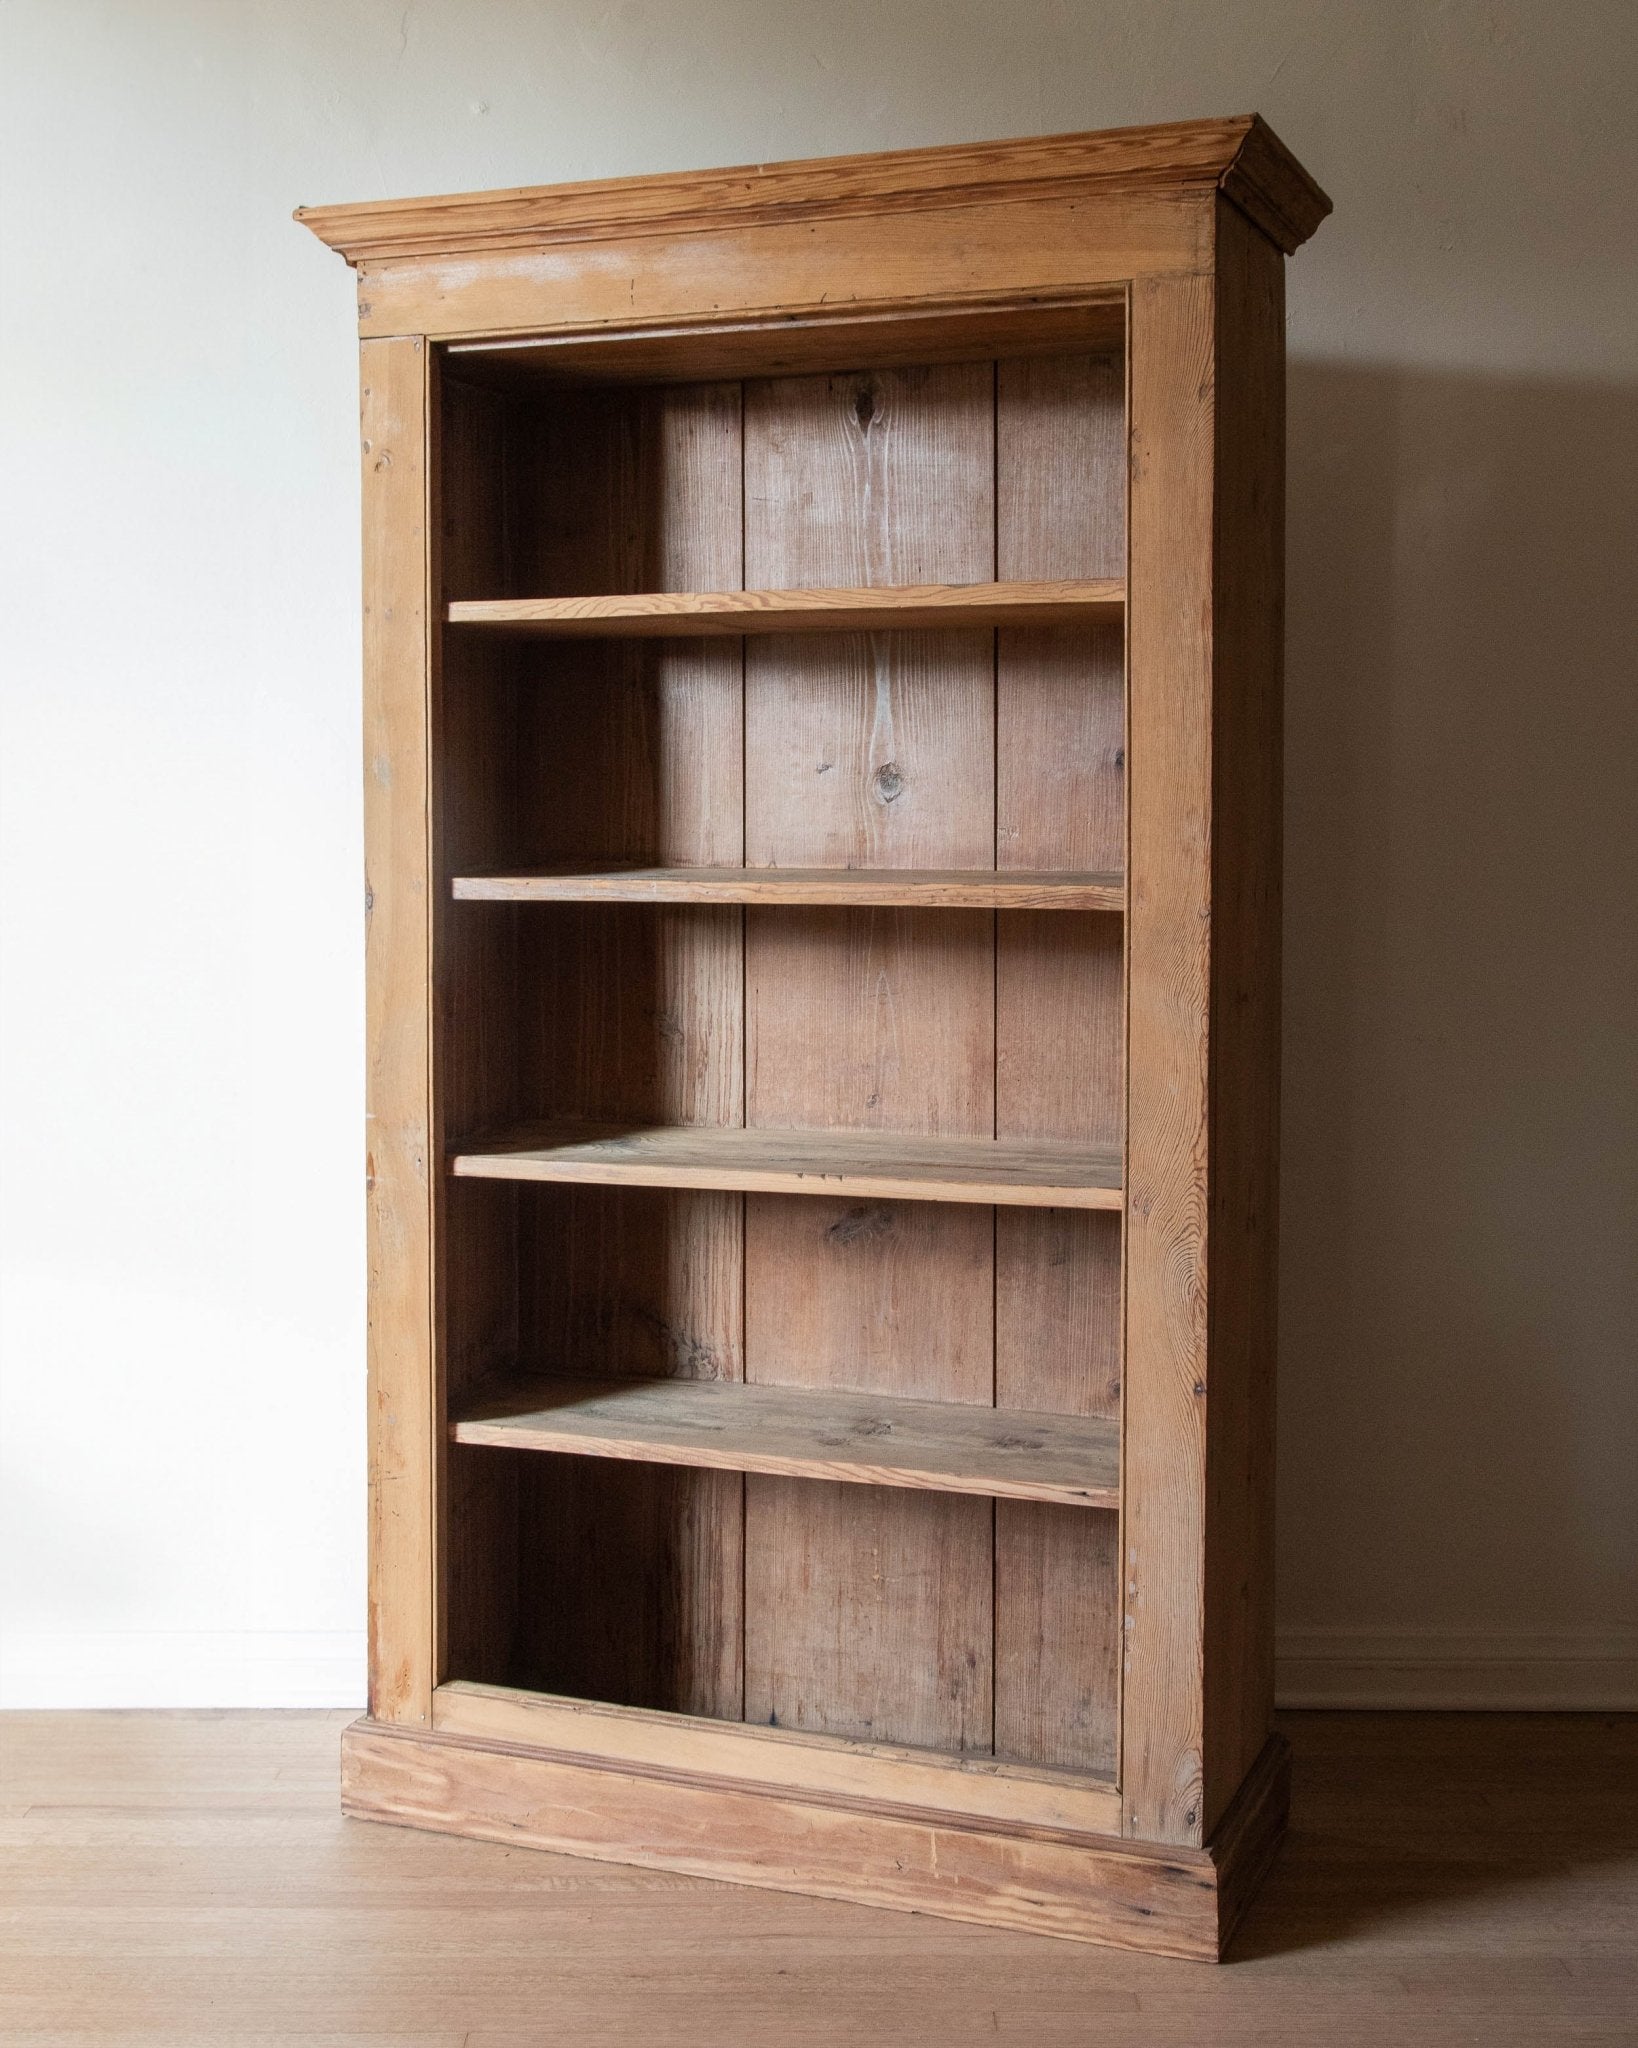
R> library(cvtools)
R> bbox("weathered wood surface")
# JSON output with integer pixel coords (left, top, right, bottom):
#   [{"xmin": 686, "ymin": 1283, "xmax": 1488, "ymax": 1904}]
[
  {"xmin": 453, "ymin": 1120, "xmax": 1122, "ymax": 1207},
  {"xmin": 452, "ymin": 1372, "xmax": 1121, "ymax": 1506},
  {"xmin": 449, "ymin": 578, "xmax": 1122, "ymax": 635},
  {"xmin": 453, "ymin": 865, "xmax": 1125, "ymax": 909}
]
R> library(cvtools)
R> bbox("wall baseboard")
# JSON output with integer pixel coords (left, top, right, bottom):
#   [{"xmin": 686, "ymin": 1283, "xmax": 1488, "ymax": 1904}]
[
  {"xmin": 0, "ymin": 1630, "xmax": 366, "ymax": 1710},
  {"xmin": 4, "ymin": 1628, "xmax": 1633, "ymax": 1713},
  {"xmin": 1276, "ymin": 1628, "xmax": 1638, "ymax": 1710}
]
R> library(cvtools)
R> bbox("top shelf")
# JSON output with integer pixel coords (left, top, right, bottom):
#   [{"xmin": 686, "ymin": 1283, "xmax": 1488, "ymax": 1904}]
[{"xmin": 446, "ymin": 579, "xmax": 1124, "ymax": 639}]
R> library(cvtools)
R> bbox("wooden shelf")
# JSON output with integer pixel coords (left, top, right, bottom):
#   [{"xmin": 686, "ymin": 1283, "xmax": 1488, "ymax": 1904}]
[
  {"xmin": 451, "ymin": 1123, "xmax": 1123, "ymax": 1209},
  {"xmin": 453, "ymin": 866, "xmax": 1125, "ymax": 910},
  {"xmin": 451, "ymin": 1373, "xmax": 1120, "ymax": 1508},
  {"xmin": 446, "ymin": 578, "xmax": 1123, "ymax": 638}
]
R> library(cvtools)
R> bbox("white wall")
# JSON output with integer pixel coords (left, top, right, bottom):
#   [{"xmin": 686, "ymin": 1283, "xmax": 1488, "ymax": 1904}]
[{"xmin": 2, "ymin": 0, "xmax": 1633, "ymax": 1710}]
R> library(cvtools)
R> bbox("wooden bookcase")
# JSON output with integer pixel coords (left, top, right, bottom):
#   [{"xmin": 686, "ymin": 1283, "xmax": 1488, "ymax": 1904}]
[{"xmin": 299, "ymin": 114, "xmax": 1329, "ymax": 1961}]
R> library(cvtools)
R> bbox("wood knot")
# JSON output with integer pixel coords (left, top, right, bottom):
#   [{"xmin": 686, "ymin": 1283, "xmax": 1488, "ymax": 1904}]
[
  {"xmin": 826, "ymin": 1204, "xmax": 893, "ymax": 1246},
  {"xmin": 872, "ymin": 761, "xmax": 905, "ymax": 804},
  {"xmin": 853, "ymin": 381, "xmax": 878, "ymax": 431}
]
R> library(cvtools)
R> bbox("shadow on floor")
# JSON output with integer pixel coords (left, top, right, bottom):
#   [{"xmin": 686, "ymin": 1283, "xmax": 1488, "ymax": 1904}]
[{"xmin": 1232, "ymin": 1710, "xmax": 1638, "ymax": 1960}]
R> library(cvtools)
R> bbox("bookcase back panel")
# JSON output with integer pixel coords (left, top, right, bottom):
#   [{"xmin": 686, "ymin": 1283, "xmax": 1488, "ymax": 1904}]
[
  {"xmin": 992, "ymin": 350, "xmax": 1127, "ymax": 1780},
  {"xmin": 997, "ymin": 1208, "xmax": 1123, "ymax": 1416},
  {"xmin": 998, "ymin": 625, "xmax": 1125, "ymax": 869},
  {"xmin": 744, "ymin": 631, "xmax": 995, "ymax": 867},
  {"xmin": 506, "ymin": 379, "xmax": 745, "ymax": 598},
  {"xmin": 435, "ymin": 341, "xmax": 1128, "ymax": 1770},
  {"xmin": 515, "ymin": 903, "xmax": 742, "ymax": 1125},
  {"xmin": 517, "ymin": 1449, "xmax": 744, "ymax": 1718},
  {"xmin": 744, "ymin": 1480, "xmax": 994, "ymax": 1749},
  {"xmin": 747, "ymin": 906, "xmax": 994, "ymax": 1132},
  {"xmin": 518, "ymin": 1185, "xmax": 744, "ymax": 1382},
  {"xmin": 744, "ymin": 1194, "xmax": 993, "ymax": 1399},
  {"xmin": 995, "ymin": 1499, "xmax": 1120, "ymax": 1773},
  {"xmin": 739, "ymin": 362, "xmax": 997, "ymax": 1751}
]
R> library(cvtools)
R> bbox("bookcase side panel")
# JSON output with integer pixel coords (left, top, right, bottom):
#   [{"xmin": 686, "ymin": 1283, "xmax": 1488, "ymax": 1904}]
[
  {"xmin": 1202, "ymin": 197, "xmax": 1286, "ymax": 1832},
  {"xmin": 361, "ymin": 334, "xmax": 438, "ymax": 1725}
]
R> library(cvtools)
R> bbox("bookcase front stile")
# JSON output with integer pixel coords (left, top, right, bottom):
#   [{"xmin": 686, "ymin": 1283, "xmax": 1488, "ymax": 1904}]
[
  {"xmin": 360, "ymin": 334, "xmax": 437, "ymax": 1729},
  {"xmin": 307, "ymin": 116, "xmax": 1328, "ymax": 1959}
]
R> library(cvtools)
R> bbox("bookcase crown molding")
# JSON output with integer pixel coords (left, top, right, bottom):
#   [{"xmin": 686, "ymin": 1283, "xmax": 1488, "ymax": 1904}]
[{"xmin": 296, "ymin": 113, "xmax": 1331, "ymax": 264}]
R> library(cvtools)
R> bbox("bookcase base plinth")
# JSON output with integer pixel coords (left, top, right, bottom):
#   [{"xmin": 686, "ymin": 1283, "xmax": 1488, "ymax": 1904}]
[{"xmin": 339, "ymin": 1718, "xmax": 1289, "ymax": 1961}]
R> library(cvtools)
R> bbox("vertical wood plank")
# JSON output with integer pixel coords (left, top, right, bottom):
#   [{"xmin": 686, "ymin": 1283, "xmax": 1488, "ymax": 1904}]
[
  {"xmin": 360, "ymin": 334, "xmax": 436, "ymax": 1725},
  {"xmin": 1202, "ymin": 198, "xmax": 1286, "ymax": 1832},
  {"xmin": 743, "ymin": 1193, "xmax": 990, "ymax": 1400},
  {"xmin": 518, "ymin": 1450, "xmax": 744, "ymax": 1716},
  {"xmin": 743, "ymin": 1481, "xmax": 992, "ymax": 1750},
  {"xmin": 993, "ymin": 1505, "xmax": 1120, "ymax": 1775},
  {"xmin": 996, "ymin": 349, "xmax": 1125, "ymax": 872},
  {"xmin": 1123, "ymin": 270, "xmax": 1216, "ymax": 1845},
  {"xmin": 520, "ymin": 1186, "xmax": 743, "ymax": 1384},
  {"xmin": 511, "ymin": 382, "xmax": 744, "ymax": 869},
  {"xmin": 992, "ymin": 906, "xmax": 1124, "ymax": 1775},
  {"xmin": 506, "ymin": 382, "xmax": 747, "ymax": 1720},
  {"xmin": 744, "ymin": 362, "xmax": 993, "ymax": 869},
  {"xmin": 747, "ymin": 905, "xmax": 994, "ymax": 1135},
  {"xmin": 742, "ymin": 363, "xmax": 996, "ymax": 1753},
  {"xmin": 992, "ymin": 351, "xmax": 1127, "ymax": 1776}
]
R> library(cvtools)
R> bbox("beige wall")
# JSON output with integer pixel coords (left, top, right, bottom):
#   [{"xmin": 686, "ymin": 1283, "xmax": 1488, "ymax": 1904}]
[{"xmin": 2, "ymin": 0, "xmax": 1633, "ymax": 1705}]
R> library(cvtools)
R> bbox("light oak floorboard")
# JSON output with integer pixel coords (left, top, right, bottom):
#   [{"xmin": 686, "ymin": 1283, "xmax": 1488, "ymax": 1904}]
[{"xmin": 1, "ymin": 1712, "xmax": 1633, "ymax": 2044}]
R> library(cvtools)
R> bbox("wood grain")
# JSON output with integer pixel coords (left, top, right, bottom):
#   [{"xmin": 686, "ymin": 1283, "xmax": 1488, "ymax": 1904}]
[
  {"xmin": 446, "ymin": 297, "xmax": 1125, "ymax": 387},
  {"xmin": 992, "ymin": 348, "xmax": 1129, "ymax": 1780},
  {"xmin": 511, "ymin": 1450, "xmax": 742, "ymax": 1718},
  {"xmin": 360, "ymin": 335, "xmax": 436, "ymax": 1727},
  {"xmin": 996, "ymin": 350, "xmax": 1126, "ymax": 874},
  {"xmin": 452, "ymin": 1122, "xmax": 1122, "ymax": 1206},
  {"xmin": 338, "ymin": 1718, "xmax": 1288, "ymax": 1959},
  {"xmin": 451, "ymin": 1373, "xmax": 1121, "ymax": 1507},
  {"xmin": 432, "ymin": 1680, "xmax": 1122, "ymax": 1831},
  {"xmin": 742, "ymin": 1193, "xmax": 992, "ymax": 1404},
  {"xmin": 497, "ymin": 380, "xmax": 747, "ymax": 1723},
  {"xmin": 743, "ymin": 1481, "xmax": 994, "ymax": 1749},
  {"xmin": 505, "ymin": 383, "xmax": 744, "ymax": 867},
  {"xmin": 1122, "ymin": 269, "xmax": 1216, "ymax": 1848},
  {"xmin": 297, "ymin": 115, "xmax": 1329, "ymax": 262},
  {"xmin": 316, "ymin": 116, "xmax": 1325, "ymax": 1947},
  {"xmin": 741, "ymin": 361, "xmax": 997, "ymax": 1755},
  {"xmin": 454, "ymin": 865, "xmax": 1125, "ymax": 908},
  {"xmin": 13, "ymin": 1709, "xmax": 1635, "ymax": 2032},
  {"xmin": 745, "ymin": 910, "xmax": 996, "ymax": 1130},
  {"xmin": 347, "ymin": 191, "xmax": 1212, "ymax": 344},
  {"xmin": 995, "ymin": 1504, "xmax": 1122, "ymax": 1776},
  {"xmin": 450, "ymin": 579, "xmax": 1121, "ymax": 636}
]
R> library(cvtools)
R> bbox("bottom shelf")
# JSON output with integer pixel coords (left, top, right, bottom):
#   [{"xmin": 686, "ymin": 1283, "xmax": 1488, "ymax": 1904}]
[
  {"xmin": 451, "ymin": 1372, "xmax": 1120, "ymax": 1508},
  {"xmin": 433, "ymin": 1678, "xmax": 1119, "ymax": 1832}
]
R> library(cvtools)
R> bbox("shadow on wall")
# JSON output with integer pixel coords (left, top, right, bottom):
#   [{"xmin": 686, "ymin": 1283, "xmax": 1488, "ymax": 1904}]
[{"xmin": 1276, "ymin": 362, "xmax": 1638, "ymax": 1642}]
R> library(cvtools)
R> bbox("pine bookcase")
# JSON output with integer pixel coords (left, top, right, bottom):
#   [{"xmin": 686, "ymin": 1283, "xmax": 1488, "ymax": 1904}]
[{"xmin": 299, "ymin": 114, "xmax": 1329, "ymax": 1961}]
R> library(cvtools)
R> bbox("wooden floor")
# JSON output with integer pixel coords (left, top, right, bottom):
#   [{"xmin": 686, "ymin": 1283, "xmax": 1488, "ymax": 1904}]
[{"xmin": 1, "ymin": 1711, "xmax": 1634, "ymax": 2045}]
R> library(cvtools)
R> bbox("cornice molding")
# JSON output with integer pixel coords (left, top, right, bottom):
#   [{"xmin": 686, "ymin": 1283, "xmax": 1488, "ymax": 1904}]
[{"xmin": 295, "ymin": 115, "xmax": 1330, "ymax": 267}]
